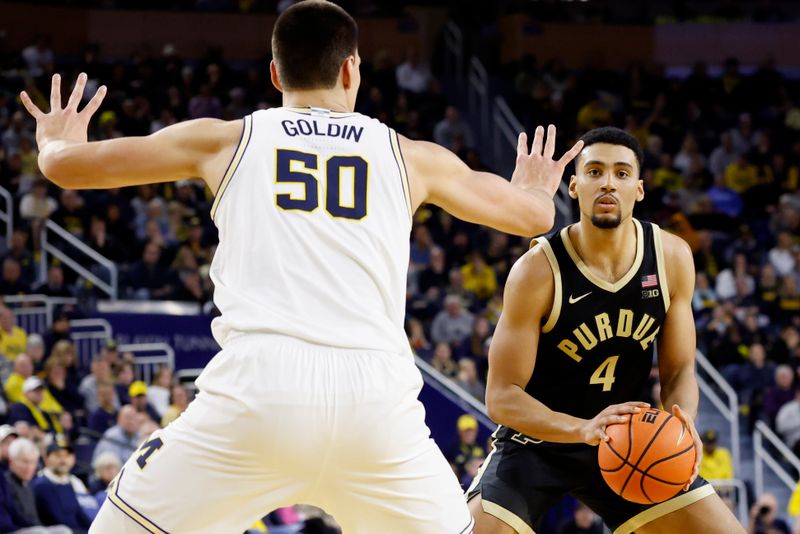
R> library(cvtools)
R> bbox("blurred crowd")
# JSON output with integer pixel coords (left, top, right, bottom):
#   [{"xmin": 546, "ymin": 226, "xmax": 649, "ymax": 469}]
[{"xmin": 1, "ymin": 8, "xmax": 800, "ymax": 530}]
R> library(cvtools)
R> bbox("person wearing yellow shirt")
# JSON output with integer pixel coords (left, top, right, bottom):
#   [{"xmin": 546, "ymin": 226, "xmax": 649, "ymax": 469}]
[
  {"xmin": 4, "ymin": 354, "xmax": 63, "ymax": 414},
  {"xmin": 0, "ymin": 307, "xmax": 27, "ymax": 361},
  {"xmin": 698, "ymin": 429, "xmax": 733, "ymax": 480},
  {"xmin": 724, "ymin": 154, "xmax": 758, "ymax": 193},
  {"xmin": 460, "ymin": 251, "xmax": 497, "ymax": 302}
]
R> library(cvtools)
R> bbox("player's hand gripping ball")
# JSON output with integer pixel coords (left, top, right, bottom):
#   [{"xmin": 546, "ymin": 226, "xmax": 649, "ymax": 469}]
[{"xmin": 598, "ymin": 408, "xmax": 695, "ymax": 504}]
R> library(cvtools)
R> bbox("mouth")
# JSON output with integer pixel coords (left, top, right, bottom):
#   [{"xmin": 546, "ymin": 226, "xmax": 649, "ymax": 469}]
[{"xmin": 595, "ymin": 195, "xmax": 618, "ymax": 210}]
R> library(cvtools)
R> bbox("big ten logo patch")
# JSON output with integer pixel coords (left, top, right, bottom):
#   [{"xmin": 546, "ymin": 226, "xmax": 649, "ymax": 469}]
[
  {"xmin": 642, "ymin": 409, "xmax": 660, "ymax": 424},
  {"xmin": 642, "ymin": 289, "xmax": 660, "ymax": 300}
]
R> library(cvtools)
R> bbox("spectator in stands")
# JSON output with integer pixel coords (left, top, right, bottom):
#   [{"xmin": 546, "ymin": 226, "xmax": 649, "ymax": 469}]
[
  {"xmin": 161, "ymin": 384, "xmax": 190, "ymax": 427},
  {"xmin": 18, "ymin": 179, "xmax": 57, "ymax": 223},
  {"xmin": 769, "ymin": 231, "xmax": 797, "ymax": 277},
  {"xmin": 0, "ymin": 425, "xmax": 18, "ymax": 472},
  {"xmin": 92, "ymin": 405, "xmax": 141, "ymax": 465},
  {"xmin": 431, "ymin": 294, "xmax": 474, "ymax": 346},
  {"xmin": 128, "ymin": 381, "xmax": 161, "ymax": 423},
  {"xmin": 5, "ymin": 438, "xmax": 71, "ymax": 533},
  {"xmin": 25, "ymin": 335, "xmax": 45, "ymax": 375},
  {"xmin": 693, "ymin": 272, "xmax": 719, "ymax": 318},
  {"xmin": 698, "ymin": 429, "xmax": 733, "ymax": 481},
  {"xmin": 98, "ymin": 339, "xmax": 120, "ymax": 369},
  {"xmin": 32, "ymin": 266, "xmax": 73, "ymax": 299},
  {"xmin": 454, "ymin": 358, "xmax": 485, "ymax": 402},
  {"xmin": 89, "ymin": 452, "xmax": 120, "ymax": 506},
  {"xmin": 762, "ymin": 365, "xmax": 795, "ymax": 426},
  {"xmin": 3, "ymin": 230, "xmax": 35, "ymax": 286},
  {"xmin": 5, "ymin": 355, "xmax": 34, "ymax": 404},
  {"xmin": 395, "ymin": 47, "xmax": 431, "ymax": 95},
  {"xmin": 445, "ymin": 414, "xmax": 484, "ymax": 482},
  {"xmin": 113, "ymin": 362, "xmax": 134, "ymax": 406},
  {"xmin": 777, "ymin": 387, "xmax": 800, "ymax": 456},
  {"xmin": 0, "ymin": 307, "xmax": 27, "ymax": 361},
  {"xmin": 0, "ymin": 259, "xmax": 28, "ymax": 297},
  {"xmin": 748, "ymin": 493, "xmax": 790, "ymax": 534},
  {"xmin": 79, "ymin": 358, "xmax": 117, "ymax": 414},
  {"xmin": 41, "ymin": 314, "xmax": 70, "ymax": 356},
  {"xmin": 8, "ymin": 377, "xmax": 61, "ymax": 438},
  {"xmin": 556, "ymin": 503, "xmax": 603, "ymax": 534},
  {"xmin": 709, "ymin": 132, "xmax": 739, "ymax": 177},
  {"xmin": 433, "ymin": 106, "xmax": 474, "ymax": 151},
  {"xmin": 407, "ymin": 318, "xmax": 433, "ymax": 359},
  {"xmin": 147, "ymin": 367, "xmax": 172, "ymax": 419},
  {"xmin": 729, "ymin": 343, "xmax": 775, "ymax": 411},
  {"xmin": 460, "ymin": 251, "xmax": 497, "ymax": 302},
  {"xmin": 43, "ymin": 359, "xmax": 83, "ymax": 418},
  {"xmin": 430, "ymin": 342, "xmax": 458, "ymax": 379},
  {"xmin": 51, "ymin": 190, "xmax": 87, "ymax": 239},
  {"xmin": 48, "ymin": 342, "xmax": 80, "ymax": 396},
  {"xmin": 716, "ymin": 253, "xmax": 755, "ymax": 301},
  {"xmin": 33, "ymin": 441, "xmax": 93, "ymax": 530},
  {"xmin": 87, "ymin": 382, "xmax": 118, "ymax": 435},
  {"xmin": 124, "ymin": 242, "xmax": 177, "ymax": 300},
  {"xmin": 86, "ymin": 216, "xmax": 126, "ymax": 264}
]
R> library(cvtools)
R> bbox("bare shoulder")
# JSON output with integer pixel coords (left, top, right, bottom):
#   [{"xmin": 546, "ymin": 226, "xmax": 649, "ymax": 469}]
[
  {"xmin": 162, "ymin": 118, "xmax": 244, "ymax": 149},
  {"xmin": 659, "ymin": 229, "xmax": 695, "ymax": 295},
  {"xmin": 505, "ymin": 242, "xmax": 555, "ymax": 316}
]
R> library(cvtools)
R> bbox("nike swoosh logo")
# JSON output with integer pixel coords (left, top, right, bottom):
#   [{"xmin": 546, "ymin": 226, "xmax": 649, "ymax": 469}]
[{"xmin": 569, "ymin": 292, "xmax": 592, "ymax": 304}]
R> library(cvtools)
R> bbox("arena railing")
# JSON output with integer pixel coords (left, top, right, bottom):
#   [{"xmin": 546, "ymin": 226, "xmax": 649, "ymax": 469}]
[
  {"xmin": 708, "ymin": 478, "xmax": 748, "ymax": 525},
  {"xmin": 0, "ymin": 185, "xmax": 13, "ymax": 248},
  {"xmin": 754, "ymin": 420, "xmax": 800, "ymax": 498},
  {"xmin": 414, "ymin": 355, "xmax": 493, "ymax": 429},
  {"xmin": 69, "ymin": 318, "xmax": 113, "ymax": 367},
  {"xmin": 6, "ymin": 294, "xmax": 79, "ymax": 335},
  {"xmin": 39, "ymin": 219, "xmax": 118, "ymax": 299},
  {"xmin": 468, "ymin": 56, "xmax": 490, "ymax": 148},
  {"xmin": 118, "ymin": 343, "xmax": 175, "ymax": 385},
  {"xmin": 695, "ymin": 350, "xmax": 741, "ymax": 477}
]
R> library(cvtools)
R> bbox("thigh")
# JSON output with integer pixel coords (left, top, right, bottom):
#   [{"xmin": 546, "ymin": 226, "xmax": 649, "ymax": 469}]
[
  {"xmin": 102, "ymin": 390, "xmax": 310, "ymax": 534},
  {"xmin": 469, "ymin": 494, "xmax": 517, "ymax": 534},
  {"xmin": 321, "ymin": 388, "xmax": 472, "ymax": 534},
  {"xmin": 633, "ymin": 489, "xmax": 745, "ymax": 534}
]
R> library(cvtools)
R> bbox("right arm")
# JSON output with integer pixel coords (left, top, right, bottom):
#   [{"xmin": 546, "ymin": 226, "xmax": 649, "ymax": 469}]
[
  {"xmin": 486, "ymin": 247, "xmax": 648, "ymax": 444},
  {"xmin": 401, "ymin": 125, "xmax": 582, "ymax": 237}
]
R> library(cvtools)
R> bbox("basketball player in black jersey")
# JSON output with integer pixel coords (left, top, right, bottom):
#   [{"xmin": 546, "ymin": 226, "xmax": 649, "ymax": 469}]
[{"xmin": 467, "ymin": 127, "xmax": 744, "ymax": 533}]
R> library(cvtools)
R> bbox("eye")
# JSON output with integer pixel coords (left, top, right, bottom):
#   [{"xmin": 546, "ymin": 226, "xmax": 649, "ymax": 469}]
[
  {"xmin": 618, "ymin": 170, "xmax": 629, "ymax": 178},
  {"xmin": 587, "ymin": 169, "xmax": 601, "ymax": 177}
]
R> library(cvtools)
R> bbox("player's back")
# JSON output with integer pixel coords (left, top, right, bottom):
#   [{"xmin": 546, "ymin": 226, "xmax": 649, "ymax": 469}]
[{"xmin": 209, "ymin": 106, "xmax": 412, "ymax": 354}]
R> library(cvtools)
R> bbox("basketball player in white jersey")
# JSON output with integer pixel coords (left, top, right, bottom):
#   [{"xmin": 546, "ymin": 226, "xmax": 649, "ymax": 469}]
[{"xmin": 21, "ymin": 2, "xmax": 582, "ymax": 532}]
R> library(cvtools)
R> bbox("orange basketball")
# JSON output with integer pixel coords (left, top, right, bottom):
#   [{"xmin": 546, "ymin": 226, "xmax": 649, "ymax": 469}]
[{"xmin": 598, "ymin": 408, "xmax": 695, "ymax": 504}]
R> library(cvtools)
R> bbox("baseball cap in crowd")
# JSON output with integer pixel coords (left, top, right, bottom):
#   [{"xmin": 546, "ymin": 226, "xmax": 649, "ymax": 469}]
[
  {"xmin": 457, "ymin": 414, "xmax": 478, "ymax": 432},
  {"xmin": 105, "ymin": 339, "xmax": 118, "ymax": 351},
  {"xmin": 129, "ymin": 381, "xmax": 148, "ymax": 397},
  {"xmin": 22, "ymin": 377, "xmax": 45, "ymax": 393},
  {"xmin": 0, "ymin": 425, "xmax": 18, "ymax": 443},
  {"xmin": 45, "ymin": 439, "xmax": 74, "ymax": 456},
  {"xmin": 701, "ymin": 430, "xmax": 718, "ymax": 443}
]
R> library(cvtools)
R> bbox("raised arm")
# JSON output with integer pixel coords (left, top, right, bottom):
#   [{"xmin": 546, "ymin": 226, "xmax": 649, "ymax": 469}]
[
  {"xmin": 21, "ymin": 73, "xmax": 240, "ymax": 191},
  {"xmin": 400, "ymin": 125, "xmax": 582, "ymax": 237},
  {"xmin": 486, "ymin": 247, "xmax": 648, "ymax": 444},
  {"xmin": 657, "ymin": 230, "xmax": 702, "ymax": 490}
]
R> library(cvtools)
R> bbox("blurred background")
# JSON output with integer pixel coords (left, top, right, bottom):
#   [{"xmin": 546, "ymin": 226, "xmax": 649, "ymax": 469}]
[{"xmin": 2, "ymin": 0, "xmax": 800, "ymax": 532}]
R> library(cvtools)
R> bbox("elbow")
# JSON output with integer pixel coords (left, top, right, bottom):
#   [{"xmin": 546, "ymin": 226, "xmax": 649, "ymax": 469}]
[
  {"xmin": 522, "ymin": 200, "xmax": 555, "ymax": 237},
  {"xmin": 38, "ymin": 150, "xmax": 69, "ymax": 188},
  {"xmin": 485, "ymin": 388, "xmax": 509, "ymax": 425}
]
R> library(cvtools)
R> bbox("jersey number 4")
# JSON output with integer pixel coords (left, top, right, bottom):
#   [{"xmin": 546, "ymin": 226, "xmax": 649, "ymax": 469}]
[
  {"xmin": 276, "ymin": 149, "xmax": 368, "ymax": 221},
  {"xmin": 590, "ymin": 355, "xmax": 619, "ymax": 392}
]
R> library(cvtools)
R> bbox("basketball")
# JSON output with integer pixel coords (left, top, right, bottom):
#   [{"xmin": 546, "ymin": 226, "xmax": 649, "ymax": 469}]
[{"xmin": 598, "ymin": 408, "xmax": 695, "ymax": 505}]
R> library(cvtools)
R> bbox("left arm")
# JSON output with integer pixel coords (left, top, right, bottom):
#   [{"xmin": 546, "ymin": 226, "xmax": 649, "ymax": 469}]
[{"xmin": 657, "ymin": 231, "xmax": 702, "ymax": 489}]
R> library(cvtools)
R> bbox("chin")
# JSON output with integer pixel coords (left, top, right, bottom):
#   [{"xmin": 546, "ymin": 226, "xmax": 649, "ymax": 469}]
[{"xmin": 591, "ymin": 213, "xmax": 622, "ymax": 229}]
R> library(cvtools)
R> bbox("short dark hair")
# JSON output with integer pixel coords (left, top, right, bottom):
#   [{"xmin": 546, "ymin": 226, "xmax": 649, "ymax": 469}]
[
  {"xmin": 578, "ymin": 127, "xmax": 644, "ymax": 171},
  {"xmin": 272, "ymin": 1, "xmax": 358, "ymax": 90}
]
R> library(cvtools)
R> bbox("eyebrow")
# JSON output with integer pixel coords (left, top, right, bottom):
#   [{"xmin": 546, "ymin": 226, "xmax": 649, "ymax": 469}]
[{"xmin": 583, "ymin": 160, "xmax": 635, "ymax": 169}]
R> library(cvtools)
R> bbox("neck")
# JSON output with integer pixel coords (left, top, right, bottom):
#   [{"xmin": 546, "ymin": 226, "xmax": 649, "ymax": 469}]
[
  {"xmin": 283, "ymin": 89, "xmax": 350, "ymax": 113},
  {"xmin": 570, "ymin": 217, "xmax": 638, "ymax": 279}
]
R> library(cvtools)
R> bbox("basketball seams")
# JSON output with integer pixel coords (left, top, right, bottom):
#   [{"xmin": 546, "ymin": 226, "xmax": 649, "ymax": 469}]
[
  {"xmin": 639, "ymin": 443, "xmax": 696, "ymax": 502},
  {"xmin": 600, "ymin": 441, "xmax": 689, "ymax": 485},
  {"xmin": 618, "ymin": 414, "xmax": 672, "ymax": 499},
  {"xmin": 599, "ymin": 412, "xmax": 634, "ymax": 472}
]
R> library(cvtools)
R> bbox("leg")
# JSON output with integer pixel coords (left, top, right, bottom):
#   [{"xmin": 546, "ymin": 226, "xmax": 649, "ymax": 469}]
[
  {"xmin": 469, "ymin": 494, "xmax": 518, "ymax": 534},
  {"xmin": 91, "ymin": 502, "xmax": 149, "ymax": 533},
  {"xmin": 633, "ymin": 491, "xmax": 745, "ymax": 534}
]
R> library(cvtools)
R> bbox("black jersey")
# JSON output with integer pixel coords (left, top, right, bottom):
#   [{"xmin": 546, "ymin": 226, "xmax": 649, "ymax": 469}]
[{"xmin": 497, "ymin": 219, "xmax": 670, "ymax": 442}]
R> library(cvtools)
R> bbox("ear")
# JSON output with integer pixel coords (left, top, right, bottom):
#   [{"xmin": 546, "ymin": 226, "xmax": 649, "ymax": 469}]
[
  {"xmin": 269, "ymin": 60, "xmax": 283, "ymax": 93},
  {"xmin": 636, "ymin": 179, "xmax": 644, "ymax": 202},
  {"xmin": 568, "ymin": 175, "xmax": 578, "ymax": 199},
  {"xmin": 342, "ymin": 55, "xmax": 356, "ymax": 90}
]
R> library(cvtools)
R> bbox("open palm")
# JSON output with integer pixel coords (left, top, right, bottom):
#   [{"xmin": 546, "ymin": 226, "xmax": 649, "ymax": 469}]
[{"xmin": 20, "ymin": 72, "xmax": 107, "ymax": 151}]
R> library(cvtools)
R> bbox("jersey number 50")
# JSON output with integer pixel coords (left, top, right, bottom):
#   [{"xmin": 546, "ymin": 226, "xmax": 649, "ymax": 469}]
[{"xmin": 276, "ymin": 149, "xmax": 368, "ymax": 221}]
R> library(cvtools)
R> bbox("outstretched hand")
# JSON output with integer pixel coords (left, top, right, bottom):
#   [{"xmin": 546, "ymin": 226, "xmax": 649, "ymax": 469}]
[
  {"xmin": 672, "ymin": 404, "xmax": 702, "ymax": 491},
  {"xmin": 20, "ymin": 72, "xmax": 107, "ymax": 152},
  {"xmin": 511, "ymin": 124, "xmax": 584, "ymax": 197}
]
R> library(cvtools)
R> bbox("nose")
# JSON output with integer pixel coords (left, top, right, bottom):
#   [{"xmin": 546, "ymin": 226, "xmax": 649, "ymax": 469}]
[{"xmin": 600, "ymin": 170, "xmax": 616, "ymax": 192}]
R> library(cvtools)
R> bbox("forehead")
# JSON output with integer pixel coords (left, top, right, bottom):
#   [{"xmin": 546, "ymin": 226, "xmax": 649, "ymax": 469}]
[{"xmin": 578, "ymin": 143, "xmax": 638, "ymax": 169}]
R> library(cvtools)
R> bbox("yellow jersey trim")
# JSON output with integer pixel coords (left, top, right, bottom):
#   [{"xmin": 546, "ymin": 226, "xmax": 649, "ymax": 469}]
[
  {"xmin": 560, "ymin": 219, "xmax": 644, "ymax": 293},
  {"xmin": 210, "ymin": 114, "xmax": 253, "ymax": 222},
  {"xmin": 613, "ymin": 484, "xmax": 715, "ymax": 534},
  {"xmin": 652, "ymin": 225, "xmax": 671, "ymax": 312}
]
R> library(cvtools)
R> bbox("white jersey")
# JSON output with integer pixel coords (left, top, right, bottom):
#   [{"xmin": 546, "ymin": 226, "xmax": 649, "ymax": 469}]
[{"xmin": 209, "ymin": 107, "xmax": 413, "ymax": 354}]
